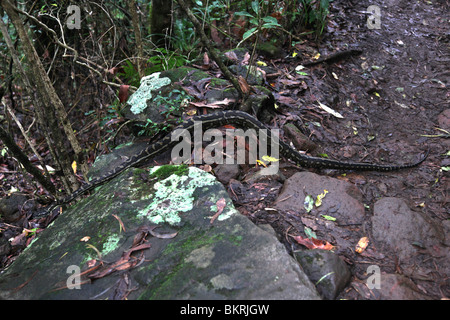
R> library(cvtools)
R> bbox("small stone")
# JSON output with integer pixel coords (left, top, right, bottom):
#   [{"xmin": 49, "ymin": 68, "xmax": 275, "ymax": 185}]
[{"xmin": 294, "ymin": 249, "xmax": 351, "ymax": 299}]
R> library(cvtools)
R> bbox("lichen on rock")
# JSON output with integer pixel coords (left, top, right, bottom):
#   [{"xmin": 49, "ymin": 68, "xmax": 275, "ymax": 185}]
[
  {"xmin": 137, "ymin": 166, "xmax": 234, "ymax": 225},
  {"xmin": 128, "ymin": 72, "xmax": 171, "ymax": 115}
]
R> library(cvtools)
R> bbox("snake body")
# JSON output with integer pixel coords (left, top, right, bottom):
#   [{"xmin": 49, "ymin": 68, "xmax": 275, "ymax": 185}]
[{"xmin": 40, "ymin": 110, "xmax": 428, "ymax": 216}]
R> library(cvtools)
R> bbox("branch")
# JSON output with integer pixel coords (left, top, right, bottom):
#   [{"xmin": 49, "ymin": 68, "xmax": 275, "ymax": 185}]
[
  {"xmin": 175, "ymin": 0, "xmax": 244, "ymax": 101},
  {"xmin": 0, "ymin": 123, "xmax": 56, "ymax": 195}
]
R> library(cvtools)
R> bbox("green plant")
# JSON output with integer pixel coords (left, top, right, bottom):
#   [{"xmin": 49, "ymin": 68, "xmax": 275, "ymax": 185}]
[
  {"xmin": 136, "ymin": 88, "xmax": 191, "ymax": 136},
  {"xmin": 170, "ymin": 17, "xmax": 200, "ymax": 55},
  {"xmin": 118, "ymin": 49, "xmax": 189, "ymax": 88},
  {"xmin": 147, "ymin": 48, "xmax": 189, "ymax": 74},
  {"xmin": 297, "ymin": 0, "xmax": 330, "ymax": 37},
  {"xmin": 234, "ymin": 0, "xmax": 282, "ymax": 46},
  {"xmin": 120, "ymin": 60, "xmax": 142, "ymax": 88},
  {"xmin": 154, "ymin": 88, "xmax": 191, "ymax": 117}
]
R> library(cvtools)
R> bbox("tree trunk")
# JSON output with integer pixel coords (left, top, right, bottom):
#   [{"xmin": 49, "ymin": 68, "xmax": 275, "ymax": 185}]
[
  {"xmin": 150, "ymin": 0, "xmax": 172, "ymax": 46},
  {"xmin": 128, "ymin": 0, "xmax": 145, "ymax": 77},
  {"xmin": 0, "ymin": 0, "xmax": 85, "ymax": 194}
]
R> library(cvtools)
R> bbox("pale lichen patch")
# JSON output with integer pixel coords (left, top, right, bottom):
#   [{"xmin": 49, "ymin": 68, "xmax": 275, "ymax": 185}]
[
  {"xmin": 128, "ymin": 72, "xmax": 171, "ymax": 115},
  {"xmin": 137, "ymin": 166, "xmax": 222, "ymax": 225}
]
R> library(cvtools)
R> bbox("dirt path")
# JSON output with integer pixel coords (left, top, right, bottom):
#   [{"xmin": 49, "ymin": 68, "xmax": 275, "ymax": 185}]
[
  {"xmin": 300, "ymin": 0, "xmax": 449, "ymax": 299},
  {"xmin": 232, "ymin": 0, "xmax": 449, "ymax": 299}
]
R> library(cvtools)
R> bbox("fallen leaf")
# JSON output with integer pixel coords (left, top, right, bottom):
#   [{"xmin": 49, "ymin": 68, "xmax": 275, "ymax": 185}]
[
  {"xmin": 210, "ymin": 198, "xmax": 226, "ymax": 224},
  {"xmin": 189, "ymin": 98, "xmax": 235, "ymax": 109},
  {"xmin": 118, "ymin": 85, "xmax": 130, "ymax": 103},
  {"xmin": 88, "ymin": 243, "xmax": 151, "ymax": 279},
  {"xmin": 238, "ymin": 76, "xmax": 251, "ymax": 94},
  {"xmin": 304, "ymin": 227, "xmax": 317, "ymax": 239},
  {"xmin": 317, "ymin": 101, "xmax": 344, "ymax": 118},
  {"xmin": 315, "ymin": 189, "xmax": 328, "ymax": 207},
  {"xmin": 203, "ymin": 52, "xmax": 210, "ymax": 66},
  {"xmin": 321, "ymin": 214, "xmax": 336, "ymax": 221},
  {"xmin": 112, "ymin": 214, "xmax": 126, "ymax": 232},
  {"xmin": 148, "ymin": 227, "xmax": 178, "ymax": 239},
  {"xmin": 224, "ymin": 50, "xmax": 238, "ymax": 63},
  {"xmin": 291, "ymin": 234, "xmax": 334, "ymax": 250},
  {"xmin": 261, "ymin": 155, "xmax": 279, "ymax": 163},
  {"xmin": 304, "ymin": 195, "xmax": 314, "ymax": 213},
  {"xmin": 355, "ymin": 236, "xmax": 369, "ymax": 253}
]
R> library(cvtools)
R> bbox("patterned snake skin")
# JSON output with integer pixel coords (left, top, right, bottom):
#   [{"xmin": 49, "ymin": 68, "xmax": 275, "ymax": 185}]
[{"xmin": 38, "ymin": 110, "xmax": 428, "ymax": 217}]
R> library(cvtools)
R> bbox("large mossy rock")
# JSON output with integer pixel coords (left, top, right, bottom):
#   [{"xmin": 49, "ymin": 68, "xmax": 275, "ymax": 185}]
[{"xmin": 0, "ymin": 159, "xmax": 320, "ymax": 300}]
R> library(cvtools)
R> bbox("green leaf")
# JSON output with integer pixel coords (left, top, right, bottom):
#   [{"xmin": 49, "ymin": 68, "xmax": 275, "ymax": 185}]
[
  {"xmin": 251, "ymin": 1, "xmax": 260, "ymax": 15},
  {"xmin": 303, "ymin": 227, "xmax": 317, "ymax": 239},
  {"xmin": 262, "ymin": 22, "xmax": 280, "ymax": 29},
  {"xmin": 242, "ymin": 27, "xmax": 257, "ymax": 41},
  {"xmin": 249, "ymin": 17, "xmax": 259, "ymax": 26},
  {"xmin": 304, "ymin": 227, "xmax": 317, "ymax": 239},
  {"xmin": 321, "ymin": 215, "xmax": 336, "ymax": 221},
  {"xmin": 304, "ymin": 195, "xmax": 314, "ymax": 213},
  {"xmin": 234, "ymin": 11, "xmax": 255, "ymax": 18},
  {"xmin": 262, "ymin": 16, "xmax": 281, "ymax": 28}
]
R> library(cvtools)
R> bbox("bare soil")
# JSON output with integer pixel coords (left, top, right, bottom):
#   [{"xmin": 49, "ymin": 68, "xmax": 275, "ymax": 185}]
[{"xmin": 232, "ymin": 0, "xmax": 449, "ymax": 299}]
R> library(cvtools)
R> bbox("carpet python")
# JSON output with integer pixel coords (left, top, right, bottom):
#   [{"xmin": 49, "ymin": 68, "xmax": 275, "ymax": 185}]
[{"xmin": 38, "ymin": 110, "xmax": 428, "ymax": 217}]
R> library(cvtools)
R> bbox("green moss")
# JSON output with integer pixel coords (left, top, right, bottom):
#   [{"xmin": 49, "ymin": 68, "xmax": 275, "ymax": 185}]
[
  {"xmin": 209, "ymin": 78, "xmax": 230, "ymax": 87},
  {"xmin": 149, "ymin": 164, "xmax": 189, "ymax": 180},
  {"xmin": 137, "ymin": 230, "xmax": 244, "ymax": 299}
]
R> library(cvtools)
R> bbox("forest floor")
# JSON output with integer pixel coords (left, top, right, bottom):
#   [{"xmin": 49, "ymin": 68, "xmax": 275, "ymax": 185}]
[
  {"xmin": 230, "ymin": 0, "xmax": 449, "ymax": 299},
  {"xmin": 0, "ymin": 0, "xmax": 448, "ymax": 299},
  {"xmin": 261, "ymin": 0, "xmax": 449, "ymax": 299}
]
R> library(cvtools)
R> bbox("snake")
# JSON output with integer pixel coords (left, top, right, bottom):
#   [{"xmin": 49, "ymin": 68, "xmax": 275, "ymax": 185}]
[{"xmin": 38, "ymin": 110, "xmax": 428, "ymax": 217}]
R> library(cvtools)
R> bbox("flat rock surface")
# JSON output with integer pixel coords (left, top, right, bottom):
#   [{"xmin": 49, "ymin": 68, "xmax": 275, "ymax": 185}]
[{"xmin": 0, "ymin": 166, "xmax": 320, "ymax": 300}]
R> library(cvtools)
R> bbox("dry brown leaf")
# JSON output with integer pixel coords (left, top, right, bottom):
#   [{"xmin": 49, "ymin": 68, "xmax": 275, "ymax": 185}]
[
  {"xmin": 148, "ymin": 227, "xmax": 178, "ymax": 239},
  {"xmin": 112, "ymin": 214, "xmax": 126, "ymax": 232},
  {"xmin": 189, "ymin": 98, "xmax": 235, "ymax": 109},
  {"xmin": 238, "ymin": 76, "xmax": 251, "ymax": 94}
]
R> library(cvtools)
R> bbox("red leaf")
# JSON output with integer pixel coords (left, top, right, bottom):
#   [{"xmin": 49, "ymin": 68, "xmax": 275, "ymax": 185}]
[
  {"xmin": 210, "ymin": 198, "xmax": 227, "ymax": 224},
  {"xmin": 118, "ymin": 85, "xmax": 130, "ymax": 103},
  {"xmin": 291, "ymin": 235, "xmax": 334, "ymax": 250}
]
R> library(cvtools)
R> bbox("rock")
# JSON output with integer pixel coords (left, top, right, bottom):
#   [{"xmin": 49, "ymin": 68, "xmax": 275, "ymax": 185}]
[
  {"xmin": 377, "ymin": 273, "xmax": 430, "ymax": 300},
  {"xmin": 294, "ymin": 249, "xmax": 351, "ymax": 299},
  {"xmin": 437, "ymin": 109, "xmax": 450, "ymax": 130},
  {"xmin": 0, "ymin": 163, "xmax": 321, "ymax": 300},
  {"xmin": 0, "ymin": 193, "xmax": 28, "ymax": 222},
  {"xmin": 0, "ymin": 235, "xmax": 11, "ymax": 264},
  {"xmin": 229, "ymin": 65, "xmax": 264, "ymax": 85},
  {"xmin": 213, "ymin": 164, "xmax": 240, "ymax": 184},
  {"xmin": 371, "ymin": 197, "xmax": 443, "ymax": 261},
  {"xmin": 275, "ymin": 172, "xmax": 366, "ymax": 225},
  {"xmin": 86, "ymin": 141, "xmax": 151, "ymax": 181},
  {"xmin": 256, "ymin": 42, "xmax": 282, "ymax": 58}
]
